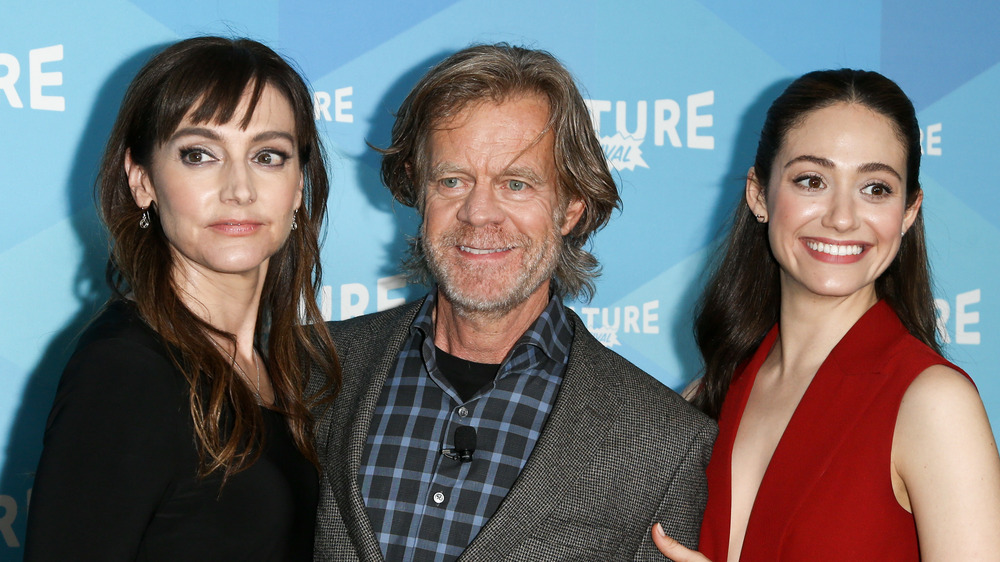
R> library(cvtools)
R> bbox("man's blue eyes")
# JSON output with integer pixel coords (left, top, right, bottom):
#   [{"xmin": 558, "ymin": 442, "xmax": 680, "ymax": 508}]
[{"xmin": 439, "ymin": 178, "xmax": 528, "ymax": 190}]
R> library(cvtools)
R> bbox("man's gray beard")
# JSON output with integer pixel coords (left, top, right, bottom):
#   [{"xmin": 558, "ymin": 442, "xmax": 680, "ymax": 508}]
[{"xmin": 424, "ymin": 223, "xmax": 562, "ymax": 319}]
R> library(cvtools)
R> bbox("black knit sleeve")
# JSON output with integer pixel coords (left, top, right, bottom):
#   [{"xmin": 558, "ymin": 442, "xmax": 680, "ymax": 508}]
[{"xmin": 24, "ymin": 332, "xmax": 186, "ymax": 561}]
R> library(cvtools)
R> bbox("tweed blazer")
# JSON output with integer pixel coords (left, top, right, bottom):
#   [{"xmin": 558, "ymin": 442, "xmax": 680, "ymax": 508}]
[{"xmin": 311, "ymin": 299, "xmax": 716, "ymax": 561}]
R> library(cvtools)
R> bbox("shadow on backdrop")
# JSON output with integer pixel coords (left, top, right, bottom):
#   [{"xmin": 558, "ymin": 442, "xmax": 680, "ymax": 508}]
[
  {"xmin": 0, "ymin": 44, "xmax": 166, "ymax": 555},
  {"xmin": 350, "ymin": 50, "xmax": 455, "ymax": 303},
  {"xmin": 670, "ymin": 77, "xmax": 794, "ymax": 390}
]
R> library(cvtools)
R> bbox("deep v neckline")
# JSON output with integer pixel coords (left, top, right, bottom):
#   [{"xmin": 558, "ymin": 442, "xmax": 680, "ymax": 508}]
[
  {"xmin": 723, "ymin": 325, "xmax": 780, "ymax": 561},
  {"xmin": 719, "ymin": 301, "xmax": 891, "ymax": 560},
  {"xmin": 699, "ymin": 300, "xmax": 964, "ymax": 561}
]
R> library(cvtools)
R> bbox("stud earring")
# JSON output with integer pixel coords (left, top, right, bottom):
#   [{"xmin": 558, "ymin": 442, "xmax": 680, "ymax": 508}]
[
  {"xmin": 755, "ymin": 214, "xmax": 766, "ymax": 223},
  {"xmin": 291, "ymin": 210, "xmax": 298, "ymax": 231},
  {"xmin": 139, "ymin": 208, "xmax": 151, "ymax": 229}
]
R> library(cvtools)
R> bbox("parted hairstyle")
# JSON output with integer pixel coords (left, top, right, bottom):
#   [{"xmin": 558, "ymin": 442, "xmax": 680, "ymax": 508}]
[
  {"xmin": 379, "ymin": 43, "xmax": 621, "ymax": 301},
  {"xmin": 98, "ymin": 36, "xmax": 340, "ymax": 479},
  {"xmin": 693, "ymin": 69, "xmax": 938, "ymax": 419}
]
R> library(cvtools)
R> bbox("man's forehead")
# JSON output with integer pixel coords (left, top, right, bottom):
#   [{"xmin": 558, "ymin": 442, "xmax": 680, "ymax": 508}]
[{"xmin": 432, "ymin": 92, "xmax": 552, "ymax": 129}]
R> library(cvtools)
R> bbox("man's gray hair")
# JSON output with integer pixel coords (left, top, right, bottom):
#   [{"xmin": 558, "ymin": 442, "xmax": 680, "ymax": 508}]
[{"xmin": 378, "ymin": 43, "xmax": 621, "ymax": 301}]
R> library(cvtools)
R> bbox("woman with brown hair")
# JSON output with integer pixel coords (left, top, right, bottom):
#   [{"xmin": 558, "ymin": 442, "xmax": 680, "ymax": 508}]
[
  {"xmin": 654, "ymin": 69, "xmax": 1000, "ymax": 560},
  {"xmin": 25, "ymin": 36, "xmax": 339, "ymax": 560}
]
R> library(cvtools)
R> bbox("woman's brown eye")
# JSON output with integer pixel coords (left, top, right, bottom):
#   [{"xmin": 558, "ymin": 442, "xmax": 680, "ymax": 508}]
[
  {"xmin": 178, "ymin": 148, "xmax": 210, "ymax": 164},
  {"xmin": 808, "ymin": 176, "xmax": 821, "ymax": 189}
]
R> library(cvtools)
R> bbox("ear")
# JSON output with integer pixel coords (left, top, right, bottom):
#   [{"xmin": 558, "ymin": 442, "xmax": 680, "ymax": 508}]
[
  {"xmin": 294, "ymin": 170, "xmax": 304, "ymax": 210},
  {"xmin": 745, "ymin": 166, "xmax": 767, "ymax": 219},
  {"xmin": 902, "ymin": 189, "xmax": 923, "ymax": 234},
  {"xmin": 560, "ymin": 198, "xmax": 586, "ymax": 236},
  {"xmin": 125, "ymin": 149, "xmax": 156, "ymax": 209}
]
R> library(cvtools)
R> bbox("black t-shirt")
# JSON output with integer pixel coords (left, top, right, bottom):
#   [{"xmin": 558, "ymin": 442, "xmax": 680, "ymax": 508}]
[
  {"xmin": 25, "ymin": 300, "xmax": 317, "ymax": 561},
  {"xmin": 434, "ymin": 345, "xmax": 501, "ymax": 402}
]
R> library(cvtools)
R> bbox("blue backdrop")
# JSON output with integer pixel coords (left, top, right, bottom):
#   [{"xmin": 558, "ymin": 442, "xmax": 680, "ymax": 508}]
[{"xmin": 2, "ymin": 0, "xmax": 998, "ymax": 556}]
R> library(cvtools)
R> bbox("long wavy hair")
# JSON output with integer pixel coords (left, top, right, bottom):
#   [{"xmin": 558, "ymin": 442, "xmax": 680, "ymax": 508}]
[
  {"xmin": 379, "ymin": 43, "xmax": 621, "ymax": 301},
  {"xmin": 693, "ymin": 69, "xmax": 938, "ymax": 419},
  {"xmin": 98, "ymin": 36, "xmax": 340, "ymax": 478}
]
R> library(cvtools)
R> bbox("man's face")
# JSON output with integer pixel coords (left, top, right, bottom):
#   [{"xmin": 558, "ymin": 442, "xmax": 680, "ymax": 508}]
[{"xmin": 421, "ymin": 93, "xmax": 584, "ymax": 316}]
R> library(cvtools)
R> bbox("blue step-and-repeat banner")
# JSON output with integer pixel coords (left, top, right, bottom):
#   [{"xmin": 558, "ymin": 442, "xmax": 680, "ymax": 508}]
[{"xmin": 2, "ymin": 0, "xmax": 998, "ymax": 555}]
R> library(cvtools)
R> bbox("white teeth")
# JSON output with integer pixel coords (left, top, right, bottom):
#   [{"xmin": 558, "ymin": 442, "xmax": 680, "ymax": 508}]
[
  {"xmin": 806, "ymin": 240, "xmax": 863, "ymax": 256},
  {"xmin": 460, "ymin": 246, "xmax": 507, "ymax": 255}
]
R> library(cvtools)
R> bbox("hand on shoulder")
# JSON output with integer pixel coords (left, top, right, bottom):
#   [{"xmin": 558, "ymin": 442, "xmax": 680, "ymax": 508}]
[{"xmin": 681, "ymin": 377, "xmax": 702, "ymax": 402}]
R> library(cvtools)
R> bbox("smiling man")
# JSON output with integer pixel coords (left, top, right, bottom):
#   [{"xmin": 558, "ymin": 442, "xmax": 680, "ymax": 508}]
[{"xmin": 311, "ymin": 44, "xmax": 716, "ymax": 562}]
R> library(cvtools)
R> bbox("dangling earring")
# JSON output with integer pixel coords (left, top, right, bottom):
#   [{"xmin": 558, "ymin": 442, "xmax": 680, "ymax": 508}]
[
  {"xmin": 291, "ymin": 209, "xmax": 298, "ymax": 231},
  {"xmin": 139, "ymin": 207, "xmax": 151, "ymax": 229}
]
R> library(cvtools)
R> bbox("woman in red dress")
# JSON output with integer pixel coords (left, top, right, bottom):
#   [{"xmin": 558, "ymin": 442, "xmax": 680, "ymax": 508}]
[{"xmin": 655, "ymin": 69, "xmax": 1000, "ymax": 560}]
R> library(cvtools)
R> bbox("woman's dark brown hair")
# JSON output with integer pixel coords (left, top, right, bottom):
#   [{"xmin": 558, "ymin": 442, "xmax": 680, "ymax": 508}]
[
  {"xmin": 693, "ymin": 69, "xmax": 938, "ymax": 419},
  {"xmin": 98, "ymin": 36, "xmax": 340, "ymax": 478}
]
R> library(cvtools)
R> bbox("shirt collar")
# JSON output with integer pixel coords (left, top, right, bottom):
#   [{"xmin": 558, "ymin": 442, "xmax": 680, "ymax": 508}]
[{"xmin": 411, "ymin": 289, "xmax": 574, "ymax": 366}]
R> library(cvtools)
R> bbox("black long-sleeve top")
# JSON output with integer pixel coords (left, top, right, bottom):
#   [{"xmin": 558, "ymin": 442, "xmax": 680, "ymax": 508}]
[{"xmin": 25, "ymin": 300, "xmax": 317, "ymax": 561}]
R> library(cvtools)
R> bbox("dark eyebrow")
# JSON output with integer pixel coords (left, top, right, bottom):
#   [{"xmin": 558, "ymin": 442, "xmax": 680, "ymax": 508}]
[
  {"xmin": 857, "ymin": 161, "xmax": 902, "ymax": 180},
  {"xmin": 784, "ymin": 155, "xmax": 834, "ymax": 169},
  {"xmin": 168, "ymin": 127, "xmax": 295, "ymax": 145},
  {"xmin": 251, "ymin": 130, "xmax": 296, "ymax": 145},
  {"xmin": 170, "ymin": 127, "xmax": 221, "ymax": 142},
  {"xmin": 785, "ymin": 154, "xmax": 902, "ymax": 181}
]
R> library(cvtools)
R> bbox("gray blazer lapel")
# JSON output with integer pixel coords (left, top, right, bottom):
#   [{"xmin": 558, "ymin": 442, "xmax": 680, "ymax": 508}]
[
  {"xmin": 324, "ymin": 300, "xmax": 424, "ymax": 561},
  {"xmin": 460, "ymin": 311, "xmax": 623, "ymax": 560}
]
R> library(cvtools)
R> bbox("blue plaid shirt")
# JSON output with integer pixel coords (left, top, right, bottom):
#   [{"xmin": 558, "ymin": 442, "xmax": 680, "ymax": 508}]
[{"xmin": 359, "ymin": 291, "xmax": 572, "ymax": 561}]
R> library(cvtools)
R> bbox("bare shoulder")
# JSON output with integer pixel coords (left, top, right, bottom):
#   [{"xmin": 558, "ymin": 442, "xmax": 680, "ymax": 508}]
[
  {"xmin": 895, "ymin": 365, "xmax": 988, "ymax": 448},
  {"xmin": 905, "ymin": 363, "xmax": 975, "ymax": 393},
  {"xmin": 891, "ymin": 364, "xmax": 1000, "ymax": 559},
  {"xmin": 893, "ymin": 365, "xmax": 991, "ymax": 477},
  {"xmin": 899, "ymin": 364, "xmax": 979, "ymax": 413}
]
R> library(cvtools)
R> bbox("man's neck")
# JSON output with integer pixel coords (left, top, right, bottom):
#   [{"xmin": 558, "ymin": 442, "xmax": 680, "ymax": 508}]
[{"xmin": 432, "ymin": 285, "xmax": 552, "ymax": 364}]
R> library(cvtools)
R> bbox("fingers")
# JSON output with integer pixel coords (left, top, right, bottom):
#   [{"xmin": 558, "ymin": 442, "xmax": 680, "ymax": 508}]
[{"xmin": 652, "ymin": 523, "xmax": 712, "ymax": 562}]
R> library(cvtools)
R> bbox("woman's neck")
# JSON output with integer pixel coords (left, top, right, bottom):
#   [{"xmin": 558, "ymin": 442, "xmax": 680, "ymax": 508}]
[
  {"xmin": 171, "ymin": 262, "xmax": 267, "ymax": 357},
  {"xmin": 775, "ymin": 284, "xmax": 878, "ymax": 379}
]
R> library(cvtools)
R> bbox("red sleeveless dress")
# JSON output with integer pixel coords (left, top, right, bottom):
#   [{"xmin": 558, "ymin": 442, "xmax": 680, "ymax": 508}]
[{"xmin": 698, "ymin": 301, "xmax": 969, "ymax": 561}]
